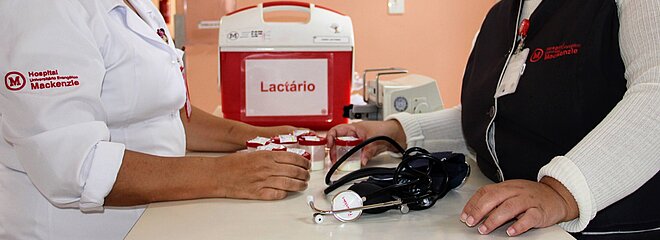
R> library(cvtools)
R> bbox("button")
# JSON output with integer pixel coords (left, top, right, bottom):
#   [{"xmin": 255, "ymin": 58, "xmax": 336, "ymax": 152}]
[
  {"xmin": 487, "ymin": 106, "xmax": 496, "ymax": 118},
  {"xmin": 414, "ymin": 102, "xmax": 429, "ymax": 113}
]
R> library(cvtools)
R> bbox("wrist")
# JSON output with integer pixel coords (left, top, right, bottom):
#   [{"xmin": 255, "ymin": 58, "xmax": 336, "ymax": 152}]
[
  {"xmin": 540, "ymin": 176, "xmax": 579, "ymax": 222},
  {"xmin": 210, "ymin": 155, "xmax": 234, "ymax": 198},
  {"xmin": 384, "ymin": 120, "xmax": 407, "ymax": 149}
]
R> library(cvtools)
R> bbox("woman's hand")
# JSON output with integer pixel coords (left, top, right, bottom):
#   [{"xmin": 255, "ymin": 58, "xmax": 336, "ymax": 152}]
[
  {"xmin": 460, "ymin": 177, "xmax": 579, "ymax": 236},
  {"xmin": 215, "ymin": 151, "xmax": 310, "ymax": 200},
  {"xmin": 326, "ymin": 120, "xmax": 406, "ymax": 165}
]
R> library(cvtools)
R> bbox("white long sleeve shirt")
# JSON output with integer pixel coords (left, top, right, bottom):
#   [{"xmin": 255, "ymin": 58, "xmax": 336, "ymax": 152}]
[
  {"xmin": 0, "ymin": 0, "xmax": 187, "ymax": 239},
  {"xmin": 388, "ymin": 0, "xmax": 660, "ymax": 233}
]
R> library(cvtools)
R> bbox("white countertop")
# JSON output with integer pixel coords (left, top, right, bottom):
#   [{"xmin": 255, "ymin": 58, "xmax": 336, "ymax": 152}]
[{"xmin": 125, "ymin": 152, "xmax": 575, "ymax": 240}]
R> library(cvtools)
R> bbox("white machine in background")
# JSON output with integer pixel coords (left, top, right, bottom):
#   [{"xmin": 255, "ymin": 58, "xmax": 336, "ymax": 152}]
[{"xmin": 344, "ymin": 68, "xmax": 444, "ymax": 120}]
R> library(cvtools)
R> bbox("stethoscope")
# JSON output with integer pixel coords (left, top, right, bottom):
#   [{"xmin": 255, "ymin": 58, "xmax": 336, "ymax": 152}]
[
  {"xmin": 307, "ymin": 136, "xmax": 411, "ymax": 223},
  {"xmin": 307, "ymin": 136, "xmax": 461, "ymax": 224}
]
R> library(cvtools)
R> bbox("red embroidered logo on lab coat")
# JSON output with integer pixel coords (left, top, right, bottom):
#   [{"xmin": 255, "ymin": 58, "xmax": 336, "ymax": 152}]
[
  {"xmin": 11, "ymin": 69, "xmax": 82, "ymax": 91},
  {"xmin": 4, "ymin": 71, "xmax": 27, "ymax": 91},
  {"xmin": 529, "ymin": 43, "xmax": 582, "ymax": 63}
]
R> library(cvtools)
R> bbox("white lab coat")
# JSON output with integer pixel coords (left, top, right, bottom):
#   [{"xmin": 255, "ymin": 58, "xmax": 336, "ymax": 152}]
[{"xmin": 0, "ymin": 0, "xmax": 187, "ymax": 239}]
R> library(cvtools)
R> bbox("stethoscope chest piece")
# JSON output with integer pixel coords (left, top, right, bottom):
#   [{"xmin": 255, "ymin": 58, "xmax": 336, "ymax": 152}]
[
  {"xmin": 331, "ymin": 191, "xmax": 364, "ymax": 222},
  {"xmin": 308, "ymin": 190, "xmax": 408, "ymax": 224}
]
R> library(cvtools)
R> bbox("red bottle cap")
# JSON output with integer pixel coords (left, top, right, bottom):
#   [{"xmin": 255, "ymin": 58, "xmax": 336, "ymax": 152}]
[
  {"xmin": 335, "ymin": 136, "xmax": 362, "ymax": 146},
  {"xmin": 298, "ymin": 136, "xmax": 327, "ymax": 146},
  {"xmin": 272, "ymin": 147, "xmax": 288, "ymax": 152},
  {"xmin": 302, "ymin": 152, "xmax": 311, "ymax": 160},
  {"xmin": 246, "ymin": 137, "xmax": 271, "ymax": 148},
  {"xmin": 293, "ymin": 129, "xmax": 316, "ymax": 137},
  {"xmin": 271, "ymin": 135, "xmax": 297, "ymax": 144},
  {"xmin": 286, "ymin": 148, "xmax": 311, "ymax": 160},
  {"xmin": 257, "ymin": 144, "xmax": 287, "ymax": 152}
]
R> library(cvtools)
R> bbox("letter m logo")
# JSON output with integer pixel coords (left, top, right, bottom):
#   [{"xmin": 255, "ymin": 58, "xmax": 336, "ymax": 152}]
[
  {"xmin": 5, "ymin": 71, "xmax": 27, "ymax": 91},
  {"xmin": 227, "ymin": 31, "xmax": 239, "ymax": 40}
]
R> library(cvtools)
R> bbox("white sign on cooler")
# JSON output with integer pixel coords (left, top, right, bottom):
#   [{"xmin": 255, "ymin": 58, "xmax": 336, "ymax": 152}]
[{"xmin": 245, "ymin": 59, "xmax": 328, "ymax": 116}]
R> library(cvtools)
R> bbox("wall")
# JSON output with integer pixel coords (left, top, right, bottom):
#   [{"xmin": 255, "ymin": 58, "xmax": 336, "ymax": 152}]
[{"xmin": 180, "ymin": 0, "xmax": 497, "ymax": 114}]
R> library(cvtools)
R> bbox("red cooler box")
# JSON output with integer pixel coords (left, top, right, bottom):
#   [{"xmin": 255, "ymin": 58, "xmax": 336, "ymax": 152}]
[{"xmin": 218, "ymin": 1, "xmax": 354, "ymax": 130}]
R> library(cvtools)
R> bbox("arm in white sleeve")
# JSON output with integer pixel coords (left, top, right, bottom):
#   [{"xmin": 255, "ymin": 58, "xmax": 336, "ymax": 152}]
[
  {"xmin": 538, "ymin": 0, "xmax": 660, "ymax": 232},
  {"xmin": 383, "ymin": 27, "xmax": 480, "ymax": 154},
  {"xmin": 0, "ymin": 1, "xmax": 124, "ymax": 212},
  {"xmin": 386, "ymin": 105, "xmax": 467, "ymax": 153}
]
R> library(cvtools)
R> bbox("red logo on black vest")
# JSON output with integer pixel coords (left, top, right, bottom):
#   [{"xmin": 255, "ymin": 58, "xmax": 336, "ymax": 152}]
[
  {"xmin": 4, "ymin": 71, "xmax": 26, "ymax": 91},
  {"xmin": 529, "ymin": 43, "xmax": 581, "ymax": 63},
  {"xmin": 530, "ymin": 48, "xmax": 544, "ymax": 62}
]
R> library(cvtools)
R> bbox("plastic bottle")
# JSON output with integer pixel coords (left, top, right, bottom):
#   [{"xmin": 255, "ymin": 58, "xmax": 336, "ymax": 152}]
[
  {"xmin": 270, "ymin": 135, "xmax": 298, "ymax": 149},
  {"xmin": 334, "ymin": 136, "xmax": 363, "ymax": 171},
  {"xmin": 298, "ymin": 136, "xmax": 327, "ymax": 171}
]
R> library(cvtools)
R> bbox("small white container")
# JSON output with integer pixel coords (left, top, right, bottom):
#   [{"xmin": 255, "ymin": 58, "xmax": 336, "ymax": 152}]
[
  {"xmin": 298, "ymin": 136, "xmax": 327, "ymax": 171},
  {"xmin": 246, "ymin": 136, "xmax": 271, "ymax": 152},
  {"xmin": 286, "ymin": 148, "xmax": 312, "ymax": 161},
  {"xmin": 293, "ymin": 129, "xmax": 316, "ymax": 138},
  {"xmin": 334, "ymin": 136, "xmax": 363, "ymax": 172},
  {"xmin": 256, "ymin": 144, "xmax": 287, "ymax": 152},
  {"xmin": 270, "ymin": 135, "xmax": 298, "ymax": 149}
]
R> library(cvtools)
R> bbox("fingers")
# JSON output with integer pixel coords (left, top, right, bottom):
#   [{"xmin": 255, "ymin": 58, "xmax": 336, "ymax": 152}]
[
  {"xmin": 327, "ymin": 121, "xmax": 401, "ymax": 164},
  {"xmin": 326, "ymin": 124, "xmax": 358, "ymax": 145},
  {"xmin": 255, "ymin": 177, "xmax": 313, "ymax": 199},
  {"xmin": 263, "ymin": 176, "xmax": 308, "ymax": 192},
  {"xmin": 461, "ymin": 183, "xmax": 518, "ymax": 227},
  {"xmin": 270, "ymin": 161, "xmax": 310, "ymax": 181},
  {"xmin": 329, "ymin": 143, "xmax": 337, "ymax": 164},
  {"xmin": 327, "ymin": 124, "xmax": 360, "ymax": 163},
  {"xmin": 326, "ymin": 125, "xmax": 340, "ymax": 163},
  {"xmin": 361, "ymin": 146, "xmax": 377, "ymax": 165},
  {"xmin": 265, "ymin": 152, "xmax": 311, "ymax": 181},
  {"xmin": 461, "ymin": 180, "xmax": 569, "ymax": 236},
  {"xmin": 506, "ymin": 208, "xmax": 544, "ymax": 236},
  {"xmin": 360, "ymin": 144, "xmax": 389, "ymax": 165},
  {"xmin": 256, "ymin": 188, "xmax": 288, "ymax": 200},
  {"xmin": 270, "ymin": 152, "xmax": 311, "ymax": 170},
  {"xmin": 477, "ymin": 197, "xmax": 529, "ymax": 235}
]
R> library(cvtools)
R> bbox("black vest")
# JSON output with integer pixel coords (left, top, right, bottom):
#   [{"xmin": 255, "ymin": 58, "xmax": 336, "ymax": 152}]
[{"xmin": 461, "ymin": 0, "xmax": 659, "ymax": 233}]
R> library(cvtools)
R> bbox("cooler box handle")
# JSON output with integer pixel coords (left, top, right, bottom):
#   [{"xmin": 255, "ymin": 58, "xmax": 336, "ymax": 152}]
[
  {"xmin": 226, "ymin": 1, "xmax": 345, "ymax": 24},
  {"xmin": 262, "ymin": 1, "xmax": 311, "ymax": 14}
]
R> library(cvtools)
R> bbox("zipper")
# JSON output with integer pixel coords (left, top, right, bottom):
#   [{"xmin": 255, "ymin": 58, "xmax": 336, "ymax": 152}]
[{"xmin": 484, "ymin": 0, "xmax": 524, "ymax": 182}]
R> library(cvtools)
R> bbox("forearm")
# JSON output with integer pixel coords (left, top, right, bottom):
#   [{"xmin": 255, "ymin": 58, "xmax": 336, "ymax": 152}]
[
  {"xmin": 182, "ymin": 106, "xmax": 290, "ymax": 152},
  {"xmin": 386, "ymin": 105, "xmax": 467, "ymax": 153},
  {"xmin": 105, "ymin": 150, "xmax": 225, "ymax": 206},
  {"xmin": 181, "ymin": 107, "xmax": 249, "ymax": 151},
  {"xmin": 537, "ymin": 0, "xmax": 660, "ymax": 232},
  {"xmin": 105, "ymin": 150, "xmax": 310, "ymax": 205}
]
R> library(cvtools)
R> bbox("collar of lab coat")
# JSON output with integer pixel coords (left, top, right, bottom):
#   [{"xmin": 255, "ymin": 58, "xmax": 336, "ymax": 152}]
[
  {"xmin": 105, "ymin": 0, "xmax": 174, "ymax": 53},
  {"xmin": 126, "ymin": 0, "xmax": 159, "ymax": 29}
]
